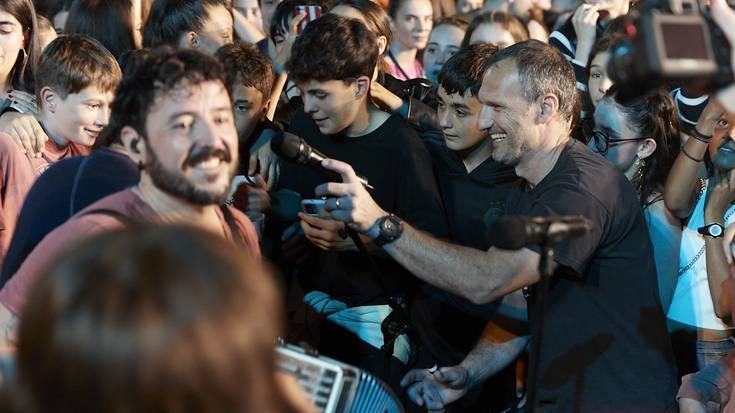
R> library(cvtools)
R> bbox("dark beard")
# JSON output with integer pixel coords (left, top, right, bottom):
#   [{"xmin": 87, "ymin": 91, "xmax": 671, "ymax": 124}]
[{"xmin": 145, "ymin": 144, "xmax": 236, "ymax": 206}]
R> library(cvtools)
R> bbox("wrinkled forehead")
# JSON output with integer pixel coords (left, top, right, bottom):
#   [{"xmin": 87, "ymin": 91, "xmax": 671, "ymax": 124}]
[{"xmin": 478, "ymin": 60, "xmax": 520, "ymax": 101}]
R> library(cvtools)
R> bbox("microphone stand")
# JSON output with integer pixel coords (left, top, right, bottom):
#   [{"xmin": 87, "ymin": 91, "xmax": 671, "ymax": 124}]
[{"xmin": 525, "ymin": 237, "xmax": 556, "ymax": 413}]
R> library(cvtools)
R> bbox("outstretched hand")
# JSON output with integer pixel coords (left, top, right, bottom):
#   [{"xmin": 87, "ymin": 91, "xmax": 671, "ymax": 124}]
[{"xmin": 314, "ymin": 159, "xmax": 387, "ymax": 238}]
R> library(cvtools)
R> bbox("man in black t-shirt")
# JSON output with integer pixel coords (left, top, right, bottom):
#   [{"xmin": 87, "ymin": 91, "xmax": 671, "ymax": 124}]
[
  {"xmin": 315, "ymin": 40, "xmax": 678, "ymax": 412},
  {"xmin": 277, "ymin": 14, "xmax": 448, "ymax": 389}
]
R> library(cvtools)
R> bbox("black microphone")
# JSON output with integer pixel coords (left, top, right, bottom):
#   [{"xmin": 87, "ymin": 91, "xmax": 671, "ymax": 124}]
[
  {"xmin": 271, "ymin": 132, "xmax": 374, "ymax": 190},
  {"xmin": 488, "ymin": 215, "xmax": 592, "ymax": 250}
]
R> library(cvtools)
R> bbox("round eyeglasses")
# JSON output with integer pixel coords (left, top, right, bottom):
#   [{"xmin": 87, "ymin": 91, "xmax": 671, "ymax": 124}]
[{"xmin": 589, "ymin": 129, "xmax": 646, "ymax": 156}]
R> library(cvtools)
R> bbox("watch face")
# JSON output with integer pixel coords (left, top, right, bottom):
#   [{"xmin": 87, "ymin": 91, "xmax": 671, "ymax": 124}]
[
  {"xmin": 381, "ymin": 216, "xmax": 402, "ymax": 238},
  {"xmin": 711, "ymin": 225, "xmax": 724, "ymax": 237}
]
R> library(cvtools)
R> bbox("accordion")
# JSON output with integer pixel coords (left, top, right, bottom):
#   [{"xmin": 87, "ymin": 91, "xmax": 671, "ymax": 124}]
[{"xmin": 276, "ymin": 344, "xmax": 405, "ymax": 413}]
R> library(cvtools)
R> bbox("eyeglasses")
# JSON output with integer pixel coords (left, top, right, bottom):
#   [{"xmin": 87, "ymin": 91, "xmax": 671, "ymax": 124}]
[{"xmin": 589, "ymin": 129, "xmax": 646, "ymax": 156}]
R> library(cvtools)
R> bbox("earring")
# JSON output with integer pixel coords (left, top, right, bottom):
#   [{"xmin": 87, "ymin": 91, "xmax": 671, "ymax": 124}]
[{"xmin": 634, "ymin": 157, "xmax": 646, "ymax": 184}]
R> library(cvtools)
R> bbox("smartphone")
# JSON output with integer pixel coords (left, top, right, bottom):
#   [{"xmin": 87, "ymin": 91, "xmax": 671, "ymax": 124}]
[
  {"xmin": 301, "ymin": 198, "xmax": 327, "ymax": 216},
  {"xmin": 295, "ymin": 5, "xmax": 322, "ymax": 34}
]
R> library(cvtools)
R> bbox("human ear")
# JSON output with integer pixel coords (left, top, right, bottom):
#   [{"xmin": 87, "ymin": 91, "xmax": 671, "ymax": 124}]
[
  {"xmin": 355, "ymin": 76, "xmax": 370, "ymax": 99},
  {"xmin": 40, "ymin": 87, "xmax": 57, "ymax": 113},
  {"xmin": 537, "ymin": 94, "xmax": 560, "ymax": 124},
  {"xmin": 120, "ymin": 126, "xmax": 147, "ymax": 166},
  {"xmin": 637, "ymin": 138, "xmax": 657, "ymax": 160}
]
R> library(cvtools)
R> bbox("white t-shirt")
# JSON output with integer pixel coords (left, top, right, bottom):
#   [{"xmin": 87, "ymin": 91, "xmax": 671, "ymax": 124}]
[{"xmin": 668, "ymin": 179, "xmax": 735, "ymax": 330}]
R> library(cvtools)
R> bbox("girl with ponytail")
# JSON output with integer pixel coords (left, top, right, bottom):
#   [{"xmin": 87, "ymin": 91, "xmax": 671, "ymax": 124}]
[{"xmin": 588, "ymin": 86, "xmax": 682, "ymax": 315}]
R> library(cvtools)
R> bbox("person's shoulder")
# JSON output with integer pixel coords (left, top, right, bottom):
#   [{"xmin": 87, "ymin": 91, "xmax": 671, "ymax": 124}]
[
  {"xmin": 377, "ymin": 115, "xmax": 423, "ymax": 144},
  {"xmin": 0, "ymin": 132, "xmax": 25, "ymax": 160}
]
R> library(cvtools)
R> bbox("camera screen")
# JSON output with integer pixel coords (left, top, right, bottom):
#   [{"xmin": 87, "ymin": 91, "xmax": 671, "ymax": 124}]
[
  {"xmin": 660, "ymin": 22, "xmax": 708, "ymax": 60},
  {"xmin": 304, "ymin": 204, "xmax": 318, "ymax": 214}
]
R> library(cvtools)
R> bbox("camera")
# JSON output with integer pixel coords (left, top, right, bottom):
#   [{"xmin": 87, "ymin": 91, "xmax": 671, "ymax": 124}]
[{"xmin": 608, "ymin": 0, "xmax": 734, "ymax": 102}]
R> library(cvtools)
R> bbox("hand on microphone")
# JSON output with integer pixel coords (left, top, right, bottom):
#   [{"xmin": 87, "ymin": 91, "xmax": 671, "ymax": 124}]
[{"xmin": 314, "ymin": 159, "xmax": 387, "ymax": 238}]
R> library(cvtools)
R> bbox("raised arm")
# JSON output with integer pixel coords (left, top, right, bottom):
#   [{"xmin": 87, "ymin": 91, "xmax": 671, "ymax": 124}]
[
  {"xmin": 315, "ymin": 159, "xmax": 542, "ymax": 305},
  {"xmin": 664, "ymin": 101, "xmax": 723, "ymax": 217}
]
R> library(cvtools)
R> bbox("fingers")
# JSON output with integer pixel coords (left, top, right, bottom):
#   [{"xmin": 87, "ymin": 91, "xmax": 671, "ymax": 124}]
[
  {"xmin": 254, "ymin": 174, "xmax": 267, "ymax": 189},
  {"xmin": 435, "ymin": 366, "xmax": 467, "ymax": 388},
  {"xmin": 290, "ymin": 12, "xmax": 308, "ymax": 35},
  {"xmin": 320, "ymin": 159, "xmax": 361, "ymax": 183},
  {"xmin": 248, "ymin": 154, "xmax": 258, "ymax": 176},
  {"xmin": 267, "ymin": 158, "xmax": 279, "ymax": 190},
  {"xmin": 315, "ymin": 181, "xmax": 356, "ymax": 199},
  {"xmin": 9, "ymin": 117, "xmax": 46, "ymax": 156},
  {"xmin": 400, "ymin": 369, "xmax": 429, "ymax": 387},
  {"xmin": 406, "ymin": 383, "xmax": 425, "ymax": 407},
  {"xmin": 723, "ymin": 223, "xmax": 735, "ymax": 264}
]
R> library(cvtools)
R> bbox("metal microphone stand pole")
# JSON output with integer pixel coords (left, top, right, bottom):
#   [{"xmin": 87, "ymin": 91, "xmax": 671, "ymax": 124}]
[{"xmin": 525, "ymin": 238, "xmax": 556, "ymax": 413}]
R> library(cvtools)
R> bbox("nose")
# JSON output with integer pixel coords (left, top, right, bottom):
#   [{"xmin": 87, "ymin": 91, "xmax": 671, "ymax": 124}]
[
  {"xmin": 438, "ymin": 107, "xmax": 451, "ymax": 129},
  {"xmin": 303, "ymin": 95, "xmax": 318, "ymax": 114},
  {"xmin": 477, "ymin": 105, "xmax": 494, "ymax": 131},
  {"xmin": 599, "ymin": 76, "xmax": 613, "ymax": 96},
  {"xmin": 727, "ymin": 126, "xmax": 735, "ymax": 142},
  {"xmin": 96, "ymin": 106, "xmax": 111, "ymax": 127},
  {"xmin": 416, "ymin": 17, "xmax": 429, "ymax": 32}
]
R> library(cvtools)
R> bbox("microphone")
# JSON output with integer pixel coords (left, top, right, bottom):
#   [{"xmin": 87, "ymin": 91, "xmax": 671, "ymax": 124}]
[
  {"xmin": 488, "ymin": 215, "xmax": 592, "ymax": 250},
  {"xmin": 271, "ymin": 132, "xmax": 374, "ymax": 190}
]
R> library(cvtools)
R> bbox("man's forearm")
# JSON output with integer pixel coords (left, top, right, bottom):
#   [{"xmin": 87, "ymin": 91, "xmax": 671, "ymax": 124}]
[
  {"xmin": 381, "ymin": 224, "xmax": 540, "ymax": 304},
  {"xmin": 460, "ymin": 332, "xmax": 529, "ymax": 388}
]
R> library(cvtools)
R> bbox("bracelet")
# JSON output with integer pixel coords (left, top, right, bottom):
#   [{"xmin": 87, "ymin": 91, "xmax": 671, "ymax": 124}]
[
  {"xmin": 681, "ymin": 146, "xmax": 704, "ymax": 162},
  {"xmin": 690, "ymin": 127, "xmax": 712, "ymax": 144}
]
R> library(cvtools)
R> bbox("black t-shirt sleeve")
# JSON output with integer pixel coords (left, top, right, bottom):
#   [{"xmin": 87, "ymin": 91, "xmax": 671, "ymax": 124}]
[
  {"xmin": 516, "ymin": 181, "xmax": 607, "ymax": 276},
  {"xmin": 395, "ymin": 131, "xmax": 449, "ymax": 238}
]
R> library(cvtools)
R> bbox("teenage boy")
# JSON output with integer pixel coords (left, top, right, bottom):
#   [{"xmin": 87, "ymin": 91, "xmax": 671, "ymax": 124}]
[
  {"xmin": 407, "ymin": 43, "xmax": 527, "ymax": 411},
  {"xmin": 0, "ymin": 35, "xmax": 121, "ymax": 266},
  {"xmin": 279, "ymin": 14, "xmax": 448, "ymax": 388}
]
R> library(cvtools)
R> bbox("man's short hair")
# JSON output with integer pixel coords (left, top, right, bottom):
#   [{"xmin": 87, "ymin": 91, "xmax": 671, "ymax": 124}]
[
  {"xmin": 99, "ymin": 48, "xmax": 227, "ymax": 146},
  {"xmin": 286, "ymin": 13, "xmax": 378, "ymax": 84},
  {"xmin": 35, "ymin": 35, "xmax": 122, "ymax": 104},
  {"xmin": 486, "ymin": 39, "xmax": 579, "ymax": 125},
  {"xmin": 438, "ymin": 43, "xmax": 498, "ymax": 97},
  {"xmin": 143, "ymin": 0, "xmax": 232, "ymax": 48},
  {"xmin": 215, "ymin": 42, "xmax": 275, "ymax": 102}
]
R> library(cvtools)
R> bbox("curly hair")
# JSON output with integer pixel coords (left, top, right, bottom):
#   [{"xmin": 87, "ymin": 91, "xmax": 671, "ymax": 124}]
[
  {"xmin": 97, "ymin": 47, "xmax": 226, "ymax": 147},
  {"xmin": 286, "ymin": 13, "xmax": 378, "ymax": 84}
]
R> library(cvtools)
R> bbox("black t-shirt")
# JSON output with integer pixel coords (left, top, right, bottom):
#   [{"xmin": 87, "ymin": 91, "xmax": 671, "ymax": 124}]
[
  {"xmin": 0, "ymin": 148, "xmax": 139, "ymax": 286},
  {"xmin": 505, "ymin": 140, "xmax": 677, "ymax": 412},
  {"xmin": 278, "ymin": 110, "xmax": 448, "ymax": 307}
]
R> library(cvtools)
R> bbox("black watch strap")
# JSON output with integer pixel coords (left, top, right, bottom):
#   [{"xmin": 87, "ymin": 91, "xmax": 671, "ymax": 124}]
[
  {"xmin": 374, "ymin": 214, "xmax": 403, "ymax": 247},
  {"xmin": 698, "ymin": 223, "xmax": 724, "ymax": 238}
]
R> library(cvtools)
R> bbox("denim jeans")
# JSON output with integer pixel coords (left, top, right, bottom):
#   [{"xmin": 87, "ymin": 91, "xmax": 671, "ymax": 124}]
[
  {"xmin": 697, "ymin": 337, "xmax": 735, "ymax": 369},
  {"xmin": 697, "ymin": 337, "xmax": 735, "ymax": 413}
]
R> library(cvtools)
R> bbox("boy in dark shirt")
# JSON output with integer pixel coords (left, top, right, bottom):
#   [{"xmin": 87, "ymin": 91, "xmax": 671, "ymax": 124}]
[{"xmin": 278, "ymin": 14, "xmax": 448, "ymax": 388}]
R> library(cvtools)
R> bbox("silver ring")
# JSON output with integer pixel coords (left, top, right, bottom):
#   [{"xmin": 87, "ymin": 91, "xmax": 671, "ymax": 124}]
[{"xmin": 335, "ymin": 198, "xmax": 341, "ymax": 209}]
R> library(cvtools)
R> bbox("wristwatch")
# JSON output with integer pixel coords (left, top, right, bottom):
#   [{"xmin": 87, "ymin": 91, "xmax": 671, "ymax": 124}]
[
  {"xmin": 374, "ymin": 214, "xmax": 404, "ymax": 247},
  {"xmin": 698, "ymin": 223, "xmax": 725, "ymax": 238}
]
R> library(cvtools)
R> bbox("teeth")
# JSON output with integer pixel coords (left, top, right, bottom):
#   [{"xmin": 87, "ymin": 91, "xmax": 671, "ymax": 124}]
[
  {"xmin": 193, "ymin": 157, "xmax": 221, "ymax": 170},
  {"xmin": 490, "ymin": 133, "xmax": 507, "ymax": 141}
]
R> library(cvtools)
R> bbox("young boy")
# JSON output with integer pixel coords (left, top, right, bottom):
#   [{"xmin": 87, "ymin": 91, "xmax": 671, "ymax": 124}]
[
  {"xmin": 278, "ymin": 14, "xmax": 448, "ymax": 389},
  {"xmin": 0, "ymin": 35, "xmax": 121, "ymax": 265}
]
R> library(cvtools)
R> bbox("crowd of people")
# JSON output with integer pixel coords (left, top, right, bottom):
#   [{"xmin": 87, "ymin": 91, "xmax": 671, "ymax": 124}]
[{"xmin": 0, "ymin": 0, "xmax": 734, "ymax": 411}]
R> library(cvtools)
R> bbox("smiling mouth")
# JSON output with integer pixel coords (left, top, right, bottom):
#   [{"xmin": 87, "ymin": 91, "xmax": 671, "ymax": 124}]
[{"xmin": 490, "ymin": 132, "xmax": 507, "ymax": 142}]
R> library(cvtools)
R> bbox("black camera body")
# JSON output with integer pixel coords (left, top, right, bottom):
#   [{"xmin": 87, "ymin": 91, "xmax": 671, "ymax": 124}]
[{"xmin": 608, "ymin": 0, "xmax": 733, "ymax": 102}]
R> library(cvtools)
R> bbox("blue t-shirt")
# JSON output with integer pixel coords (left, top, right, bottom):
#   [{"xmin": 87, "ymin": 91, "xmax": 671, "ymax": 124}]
[{"xmin": 0, "ymin": 148, "xmax": 139, "ymax": 285}]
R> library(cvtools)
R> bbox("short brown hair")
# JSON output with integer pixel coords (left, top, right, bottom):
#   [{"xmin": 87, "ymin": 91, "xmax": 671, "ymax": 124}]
[
  {"xmin": 461, "ymin": 11, "xmax": 529, "ymax": 49},
  {"xmin": 12, "ymin": 225, "xmax": 288, "ymax": 413},
  {"xmin": 216, "ymin": 42, "xmax": 275, "ymax": 102},
  {"xmin": 34, "ymin": 35, "xmax": 122, "ymax": 105}
]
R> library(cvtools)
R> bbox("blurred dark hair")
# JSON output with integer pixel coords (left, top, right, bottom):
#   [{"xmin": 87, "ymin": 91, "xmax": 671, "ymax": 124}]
[
  {"xmin": 461, "ymin": 11, "xmax": 529, "ymax": 49},
  {"xmin": 35, "ymin": 35, "xmax": 121, "ymax": 106},
  {"xmin": 0, "ymin": 0, "xmax": 41, "ymax": 93},
  {"xmin": 603, "ymin": 86, "xmax": 681, "ymax": 205},
  {"xmin": 287, "ymin": 13, "xmax": 378, "ymax": 84},
  {"xmin": 438, "ymin": 42, "xmax": 497, "ymax": 97},
  {"xmin": 143, "ymin": 0, "xmax": 232, "ymax": 48},
  {"xmin": 7, "ymin": 225, "xmax": 287, "ymax": 413},
  {"xmin": 98, "ymin": 47, "xmax": 226, "ymax": 147},
  {"xmin": 216, "ymin": 41, "xmax": 275, "ymax": 101},
  {"xmin": 64, "ymin": 0, "xmax": 137, "ymax": 59}
]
